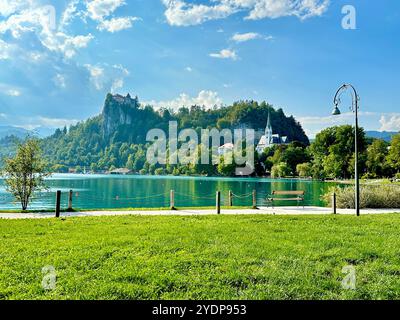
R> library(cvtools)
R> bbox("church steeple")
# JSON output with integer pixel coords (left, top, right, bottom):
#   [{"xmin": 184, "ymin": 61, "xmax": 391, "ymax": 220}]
[{"xmin": 265, "ymin": 109, "xmax": 273, "ymax": 145}]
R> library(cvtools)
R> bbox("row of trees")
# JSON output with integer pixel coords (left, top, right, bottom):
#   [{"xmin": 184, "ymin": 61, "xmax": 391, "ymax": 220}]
[
  {"xmin": 260, "ymin": 125, "xmax": 400, "ymax": 180},
  {"xmin": 44, "ymin": 124, "xmax": 400, "ymax": 180},
  {"xmin": 4, "ymin": 124, "xmax": 398, "ymax": 181}
]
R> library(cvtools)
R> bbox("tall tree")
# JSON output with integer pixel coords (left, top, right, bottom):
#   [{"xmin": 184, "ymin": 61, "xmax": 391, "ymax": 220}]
[
  {"xmin": 310, "ymin": 125, "xmax": 367, "ymax": 179},
  {"xmin": 387, "ymin": 134, "xmax": 400, "ymax": 174},
  {"xmin": 366, "ymin": 139, "xmax": 389, "ymax": 177},
  {"xmin": 2, "ymin": 139, "xmax": 50, "ymax": 211}
]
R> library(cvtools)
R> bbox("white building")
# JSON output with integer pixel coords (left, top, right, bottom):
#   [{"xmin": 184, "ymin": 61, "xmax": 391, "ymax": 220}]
[
  {"xmin": 256, "ymin": 110, "xmax": 288, "ymax": 154},
  {"xmin": 218, "ymin": 142, "xmax": 234, "ymax": 155}
]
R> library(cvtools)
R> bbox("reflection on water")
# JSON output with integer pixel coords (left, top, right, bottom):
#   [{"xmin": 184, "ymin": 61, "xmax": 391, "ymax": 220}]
[{"xmin": 0, "ymin": 174, "xmax": 338, "ymax": 210}]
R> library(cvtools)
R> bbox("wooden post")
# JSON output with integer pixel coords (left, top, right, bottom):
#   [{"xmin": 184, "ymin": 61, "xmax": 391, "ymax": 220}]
[
  {"xmin": 228, "ymin": 190, "xmax": 233, "ymax": 207},
  {"xmin": 216, "ymin": 191, "xmax": 221, "ymax": 214},
  {"xmin": 252, "ymin": 189, "xmax": 257, "ymax": 209},
  {"xmin": 332, "ymin": 192, "xmax": 337, "ymax": 215},
  {"xmin": 170, "ymin": 190, "xmax": 175, "ymax": 210},
  {"xmin": 55, "ymin": 190, "xmax": 61, "ymax": 218},
  {"xmin": 68, "ymin": 190, "xmax": 73, "ymax": 211}
]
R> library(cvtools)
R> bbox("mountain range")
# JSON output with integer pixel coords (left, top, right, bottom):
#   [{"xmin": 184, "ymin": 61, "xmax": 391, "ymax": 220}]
[
  {"xmin": 0, "ymin": 125, "xmax": 56, "ymax": 140},
  {"xmin": 0, "ymin": 126, "xmax": 30, "ymax": 139},
  {"xmin": 365, "ymin": 131, "xmax": 398, "ymax": 142}
]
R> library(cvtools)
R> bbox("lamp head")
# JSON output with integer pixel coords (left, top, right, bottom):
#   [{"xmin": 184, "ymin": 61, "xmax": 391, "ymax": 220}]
[{"xmin": 332, "ymin": 105, "xmax": 341, "ymax": 116}]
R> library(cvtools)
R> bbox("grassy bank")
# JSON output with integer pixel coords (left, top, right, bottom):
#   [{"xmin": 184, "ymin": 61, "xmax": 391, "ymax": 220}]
[
  {"xmin": 1, "ymin": 214, "xmax": 400, "ymax": 300},
  {"xmin": 324, "ymin": 184, "xmax": 400, "ymax": 209}
]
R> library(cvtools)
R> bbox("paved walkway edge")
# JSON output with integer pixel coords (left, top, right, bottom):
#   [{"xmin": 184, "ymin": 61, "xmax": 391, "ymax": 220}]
[{"xmin": 1, "ymin": 207, "xmax": 400, "ymax": 219}]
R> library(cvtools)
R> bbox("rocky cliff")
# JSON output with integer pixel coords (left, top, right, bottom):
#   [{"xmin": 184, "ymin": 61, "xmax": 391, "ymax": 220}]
[{"xmin": 102, "ymin": 93, "xmax": 139, "ymax": 137}]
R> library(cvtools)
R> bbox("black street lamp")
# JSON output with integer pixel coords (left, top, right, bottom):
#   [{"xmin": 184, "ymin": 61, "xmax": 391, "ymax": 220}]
[{"xmin": 332, "ymin": 84, "xmax": 361, "ymax": 216}]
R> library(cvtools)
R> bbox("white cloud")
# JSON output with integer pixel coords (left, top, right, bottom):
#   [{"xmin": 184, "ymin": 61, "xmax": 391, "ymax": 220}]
[
  {"xmin": 86, "ymin": 0, "xmax": 125, "ymax": 20},
  {"xmin": 298, "ymin": 112, "xmax": 377, "ymax": 126},
  {"xmin": 85, "ymin": 0, "xmax": 140, "ymax": 32},
  {"xmin": 209, "ymin": 48, "xmax": 238, "ymax": 60},
  {"xmin": 53, "ymin": 74, "xmax": 67, "ymax": 89},
  {"xmin": 0, "ymin": 39, "xmax": 13, "ymax": 59},
  {"xmin": 85, "ymin": 64, "xmax": 105, "ymax": 90},
  {"xmin": 36, "ymin": 116, "xmax": 79, "ymax": 128},
  {"xmin": 185, "ymin": 66, "xmax": 193, "ymax": 72},
  {"xmin": 0, "ymin": 0, "xmax": 137, "ymax": 64},
  {"xmin": 0, "ymin": 0, "xmax": 27, "ymax": 17},
  {"xmin": 60, "ymin": 0, "xmax": 80, "ymax": 28},
  {"xmin": 98, "ymin": 16, "xmax": 140, "ymax": 32},
  {"xmin": 111, "ymin": 78, "xmax": 124, "ymax": 93},
  {"xmin": 379, "ymin": 115, "xmax": 400, "ymax": 132},
  {"xmin": 16, "ymin": 116, "xmax": 80, "ymax": 130},
  {"xmin": 145, "ymin": 90, "xmax": 223, "ymax": 110},
  {"xmin": 85, "ymin": 63, "xmax": 130, "ymax": 91},
  {"xmin": 245, "ymin": 0, "xmax": 329, "ymax": 20},
  {"xmin": 162, "ymin": 0, "xmax": 330, "ymax": 26},
  {"xmin": 0, "ymin": 4, "xmax": 94, "ymax": 59},
  {"xmin": 231, "ymin": 32, "xmax": 261, "ymax": 42},
  {"xmin": 6, "ymin": 89, "xmax": 21, "ymax": 96},
  {"xmin": 0, "ymin": 83, "xmax": 21, "ymax": 96},
  {"xmin": 55, "ymin": 34, "xmax": 94, "ymax": 58},
  {"xmin": 28, "ymin": 51, "xmax": 45, "ymax": 62},
  {"xmin": 162, "ymin": 0, "xmax": 235, "ymax": 27},
  {"xmin": 296, "ymin": 111, "xmax": 400, "ymax": 138}
]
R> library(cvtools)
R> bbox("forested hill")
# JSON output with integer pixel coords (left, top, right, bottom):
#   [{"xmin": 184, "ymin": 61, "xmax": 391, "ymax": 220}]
[{"xmin": 41, "ymin": 93, "xmax": 309, "ymax": 172}]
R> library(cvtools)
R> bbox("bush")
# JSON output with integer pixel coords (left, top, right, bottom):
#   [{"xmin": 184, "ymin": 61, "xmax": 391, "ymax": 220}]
[
  {"xmin": 296, "ymin": 163, "xmax": 312, "ymax": 178},
  {"xmin": 271, "ymin": 162, "xmax": 291, "ymax": 178},
  {"xmin": 361, "ymin": 172, "xmax": 377, "ymax": 179},
  {"xmin": 323, "ymin": 185, "xmax": 400, "ymax": 209}
]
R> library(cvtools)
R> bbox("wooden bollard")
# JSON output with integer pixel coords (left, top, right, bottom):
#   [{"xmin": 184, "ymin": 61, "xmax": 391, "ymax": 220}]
[
  {"xmin": 252, "ymin": 190, "xmax": 258, "ymax": 209},
  {"xmin": 216, "ymin": 191, "xmax": 221, "ymax": 214},
  {"xmin": 68, "ymin": 190, "xmax": 73, "ymax": 211},
  {"xmin": 170, "ymin": 190, "xmax": 175, "ymax": 210},
  {"xmin": 332, "ymin": 193, "xmax": 337, "ymax": 215},
  {"xmin": 228, "ymin": 190, "xmax": 233, "ymax": 207},
  {"xmin": 55, "ymin": 190, "xmax": 61, "ymax": 218}
]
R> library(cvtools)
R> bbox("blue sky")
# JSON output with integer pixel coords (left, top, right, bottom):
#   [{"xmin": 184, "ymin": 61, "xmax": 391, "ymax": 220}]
[{"xmin": 0, "ymin": 0, "xmax": 399, "ymax": 137}]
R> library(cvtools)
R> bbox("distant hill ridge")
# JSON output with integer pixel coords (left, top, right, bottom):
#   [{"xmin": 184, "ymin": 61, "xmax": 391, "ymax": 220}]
[
  {"xmin": 0, "ymin": 126, "xmax": 30, "ymax": 139},
  {"xmin": 366, "ymin": 131, "xmax": 398, "ymax": 142}
]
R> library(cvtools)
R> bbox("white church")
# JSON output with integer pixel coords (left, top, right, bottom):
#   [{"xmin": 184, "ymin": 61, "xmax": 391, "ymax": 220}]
[
  {"xmin": 217, "ymin": 110, "xmax": 289, "ymax": 156},
  {"xmin": 256, "ymin": 111, "xmax": 288, "ymax": 154}
]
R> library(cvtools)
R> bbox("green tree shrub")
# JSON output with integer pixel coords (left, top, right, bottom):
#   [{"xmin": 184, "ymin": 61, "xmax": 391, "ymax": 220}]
[{"xmin": 1, "ymin": 138, "xmax": 50, "ymax": 210}]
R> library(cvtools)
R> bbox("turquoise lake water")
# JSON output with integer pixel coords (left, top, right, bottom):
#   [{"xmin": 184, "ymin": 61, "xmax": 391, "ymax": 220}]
[{"xmin": 0, "ymin": 174, "xmax": 338, "ymax": 211}]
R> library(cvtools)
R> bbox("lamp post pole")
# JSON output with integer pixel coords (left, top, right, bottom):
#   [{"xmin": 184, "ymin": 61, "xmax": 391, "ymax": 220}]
[
  {"xmin": 332, "ymin": 84, "xmax": 360, "ymax": 216},
  {"xmin": 354, "ymin": 92, "xmax": 360, "ymax": 216}
]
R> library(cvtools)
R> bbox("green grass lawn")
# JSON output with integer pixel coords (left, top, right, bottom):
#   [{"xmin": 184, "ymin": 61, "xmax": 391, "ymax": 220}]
[{"xmin": 1, "ymin": 214, "xmax": 400, "ymax": 300}]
